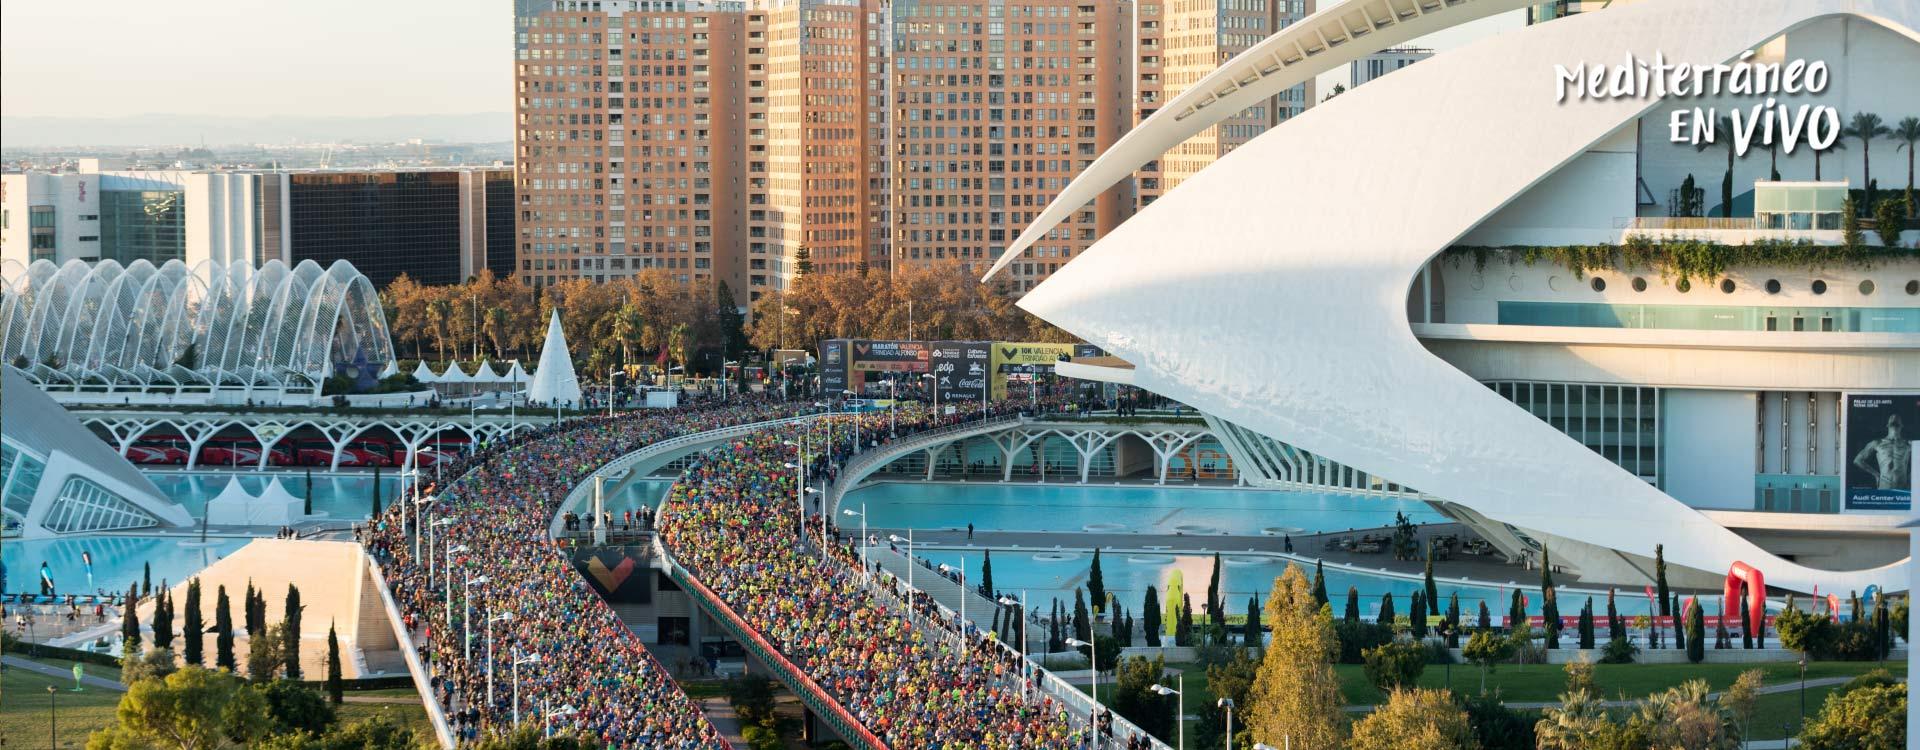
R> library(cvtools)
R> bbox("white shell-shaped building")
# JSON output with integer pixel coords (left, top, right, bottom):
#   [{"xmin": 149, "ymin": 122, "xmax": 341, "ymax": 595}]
[
  {"xmin": 1000, "ymin": 0, "xmax": 1919, "ymax": 595},
  {"xmin": 0, "ymin": 257, "xmax": 395, "ymax": 393}
]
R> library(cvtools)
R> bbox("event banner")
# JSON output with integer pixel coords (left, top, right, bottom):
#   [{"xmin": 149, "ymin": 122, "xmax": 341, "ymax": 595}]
[
  {"xmin": 989, "ymin": 342, "xmax": 1077, "ymax": 399},
  {"xmin": 849, "ymin": 340, "xmax": 932, "ymax": 373},
  {"xmin": 930, "ymin": 340, "xmax": 991, "ymax": 404},
  {"xmin": 570, "ymin": 546, "xmax": 654, "ymax": 605},
  {"xmin": 820, "ymin": 339, "xmax": 850, "ymax": 395},
  {"xmin": 1844, "ymin": 393, "xmax": 1918, "ymax": 511}
]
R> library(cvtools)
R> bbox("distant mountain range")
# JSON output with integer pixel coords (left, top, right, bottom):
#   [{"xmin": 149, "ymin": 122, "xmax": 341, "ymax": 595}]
[{"xmin": 0, "ymin": 113, "xmax": 512, "ymax": 148}]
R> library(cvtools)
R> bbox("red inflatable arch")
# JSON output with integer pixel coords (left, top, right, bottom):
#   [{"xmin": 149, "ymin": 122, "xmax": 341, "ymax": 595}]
[{"xmin": 1722, "ymin": 562, "xmax": 1765, "ymax": 635}]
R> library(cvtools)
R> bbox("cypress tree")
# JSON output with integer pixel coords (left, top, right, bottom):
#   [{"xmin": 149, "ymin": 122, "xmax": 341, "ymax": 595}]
[
  {"xmin": 215, "ymin": 585, "xmax": 236, "ymax": 670},
  {"xmin": 1654, "ymin": 544, "xmax": 1671, "ymax": 620},
  {"xmin": 283, "ymin": 583, "xmax": 304, "ymax": 679},
  {"xmin": 1143, "ymin": 586, "xmax": 1163, "ymax": 648},
  {"xmin": 142, "ymin": 563, "xmax": 152, "ymax": 599},
  {"xmin": 1378, "ymin": 592, "xmax": 1396, "ymax": 626},
  {"xmin": 1124, "ymin": 613, "xmax": 1136, "ymax": 648},
  {"xmin": 1073, "ymin": 589, "xmax": 1091, "ymax": 642},
  {"xmin": 1343, "ymin": 586, "xmax": 1361, "ymax": 625},
  {"xmin": 1206, "ymin": 552, "xmax": 1223, "ymax": 627},
  {"xmin": 1410, "ymin": 591, "xmax": 1428, "ymax": 639},
  {"xmin": 1423, "ymin": 544, "xmax": 1440, "ymax": 609},
  {"xmin": 1477, "ymin": 600, "xmax": 1491, "ymax": 631},
  {"xmin": 1112, "ymin": 604, "xmax": 1128, "ymax": 643},
  {"xmin": 153, "ymin": 588, "xmax": 175, "ymax": 651},
  {"xmin": 372, "ymin": 464, "xmax": 383, "ymax": 518},
  {"xmin": 1873, "ymin": 592, "xmax": 1891, "ymax": 661},
  {"xmin": 1851, "ymin": 591, "xmax": 1864, "ymax": 622},
  {"xmin": 304, "ymin": 467, "xmax": 314, "ymax": 516},
  {"xmin": 1087, "ymin": 549, "xmax": 1106, "ymax": 615},
  {"xmin": 1509, "ymin": 589, "xmax": 1526, "ymax": 633},
  {"xmin": 1311, "ymin": 559, "xmax": 1329, "ymax": 608},
  {"xmin": 1543, "ymin": 590, "xmax": 1561, "ymax": 650},
  {"xmin": 1672, "ymin": 595, "xmax": 1686, "ymax": 652},
  {"xmin": 1740, "ymin": 585, "xmax": 1754, "ymax": 649},
  {"xmin": 1446, "ymin": 592, "xmax": 1461, "ymax": 647},
  {"xmin": 1244, "ymin": 595, "xmax": 1262, "ymax": 647},
  {"xmin": 326, "ymin": 621, "xmax": 344, "ymax": 704},
  {"xmin": 120, "ymin": 582, "xmax": 143, "ymax": 653},
  {"xmin": 979, "ymin": 550, "xmax": 994, "ymax": 598},
  {"xmin": 1685, "ymin": 601, "xmax": 1706, "ymax": 663},
  {"xmin": 1607, "ymin": 589, "xmax": 1624, "ymax": 642},
  {"xmin": 1176, "ymin": 593, "xmax": 1195, "ymax": 647},
  {"xmin": 1578, "ymin": 598, "xmax": 1595, "ymax": 649},
  {"xmin": 183, "ymin": 579, "xmax": 204, "ymax": 666},
  {"xmin": 243, "ymin": 581, "xmax": 258, "ymax": 636}
]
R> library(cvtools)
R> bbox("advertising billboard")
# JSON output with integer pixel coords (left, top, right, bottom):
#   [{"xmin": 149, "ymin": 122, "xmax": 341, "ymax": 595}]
[
  {"xmin": 849, "ymin": 340, "xmax": 932, "ymax": 373},
  {"xmin": 989, "ymin": 342, "xmax": 1077, "ymax": 399},
  {"xmin": 819, "ymin": 339, "xmax": 850, "ymax": 395},
  {"xmin": 1843, "ymin": 393, "xmax": 1917, "ymax": 511},
  {"xmin": 930, "ymin": 341, "xmax": 991, "ymax": 404}
]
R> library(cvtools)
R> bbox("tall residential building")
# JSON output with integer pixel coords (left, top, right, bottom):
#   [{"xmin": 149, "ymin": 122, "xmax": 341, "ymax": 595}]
[
  {"xmin": 1135, "ymin": 0, "xmax": 1314, "ymax": 209},
  {"xmin": 887, "ymin": 0, "xmax": 1138, "ymax": 293},
  {"xmin": 512, "ymin": 0, "xmax": 750, "ymax": 298},
  {"xmin": 510, "ymin": 0, "xmax": 1305, "ymax": 300}
]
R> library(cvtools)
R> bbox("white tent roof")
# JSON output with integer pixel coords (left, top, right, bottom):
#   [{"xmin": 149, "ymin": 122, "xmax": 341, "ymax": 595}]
[
  {"xmin": 204, "ymin": 478, "xmax": 305, "ymax": 526},
  {"xmin": 378, "ymin": 359, "xmax": 400, "ymax": 379},
  {"xmin": 411, "ymin": 361, "xmax": 441, "ymax": 384},
  {"xmin": 501, "ymin": 360, "xmax": 530, "ymax": 385},
  {"xmin": 470, "ymin": 361, "xmax": 500, "ymax": 383},
  {"xmin": 439, "ymin": 361, "xmax": 474, "ymax": 384},
  {"xmin": 527, "ymin": 311, "xmax": 582, "ymax": 405}
]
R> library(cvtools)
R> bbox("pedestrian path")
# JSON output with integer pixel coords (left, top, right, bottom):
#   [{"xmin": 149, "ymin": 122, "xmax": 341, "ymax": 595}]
[{"xmin": 2, "ymin": 654, "xmax": 126, "ymax": 692}]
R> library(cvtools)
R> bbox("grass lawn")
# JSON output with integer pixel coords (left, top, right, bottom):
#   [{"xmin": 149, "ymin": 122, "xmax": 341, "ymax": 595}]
[
  {"xmin": 337, "ymin": 700, "xmax": 434, "ymax": 735},
  {"xmin": 1, "ymin": 660, "xmax": 124, "ymax": 749}
]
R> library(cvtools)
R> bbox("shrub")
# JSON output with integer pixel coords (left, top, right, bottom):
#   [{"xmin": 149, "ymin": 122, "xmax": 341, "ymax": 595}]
[
  {"xmin": 1361, "ymin": 641, "xmax": 1427, "ymax": 693},
  {"xmin": 1839, "ymin": 668, "xmax": 1899, "ymax": 696},
  {"xmin": 1600, "ymin": 635, "xmax": 1638, "ymax": 664},
  {"xmin": 1875, "ymin": 198, "xmax": 1907, "ymax": 247},
  {"xmin": 1464, "ymin": 692, "xmax": 1539, "ymax": 750},
  {"xmin": 1798, "ymin": 683, "xmax": 1906, "ymax": 750},
  {"xmin": 1334, "ymin": 620, "xmax": 1395, "ymax": 664}
]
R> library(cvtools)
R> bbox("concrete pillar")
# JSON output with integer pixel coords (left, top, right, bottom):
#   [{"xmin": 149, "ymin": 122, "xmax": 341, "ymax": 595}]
[
  {"xmin": 802, "ymin": 707, "xmax": 819, "ymax": 743},
  {"xmin": 592, "ymin": 474, "xmax": 607, "ymax": 545}
]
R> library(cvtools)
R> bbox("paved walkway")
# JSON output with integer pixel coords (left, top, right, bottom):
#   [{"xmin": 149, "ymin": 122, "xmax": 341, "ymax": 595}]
[
  {"xmin": 698, "ymin": 696, "xmax": 751, "ymax": 747},
  {"xmin": 2, "ymin": 654, "xmax": 126, "ymax": 691}
]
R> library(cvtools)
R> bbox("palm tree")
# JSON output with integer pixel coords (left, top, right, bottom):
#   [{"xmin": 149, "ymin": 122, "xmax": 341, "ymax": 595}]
[
  {"xmin": 1693, "ymin": 115, "xmax": 1736, "ymax": 218},
  {"xmin": 1534, "ymin": 690, "xmax": 1615, "ymax": 750},
  {"xmin": 666, "ymin": 323, "xmax": 692, "ymax": 388},
  {"xmin": 1844, "ymin": 112, "xmax": 1891, "ymax": 204},
  {"xmin": 482, "ymin": 306, "xmax": 511, "ymax": 359},
  {"xmin": 1814, "ymin": 136, "xmax": 1845, "ymax": 182},
  {"xmin": 611, "ymin": 304, "xmax": 645, "ymax": 366},
  {"xmin": 1895, "ymin": 116, "xmax": 1920, "ymax": 216},
  {"xmin": 425, "ymin": 298, "xmax": 452, "ymax": 363}
]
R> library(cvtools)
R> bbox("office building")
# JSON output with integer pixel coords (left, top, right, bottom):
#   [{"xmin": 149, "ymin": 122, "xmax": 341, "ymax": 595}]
[
  {"xmin": 1348, "ymin": 46, "xmax": 1432, "ymax": 89},
  {"xmin": 2, "ymin": 169, "xmax": 191, "ymax": 268}
]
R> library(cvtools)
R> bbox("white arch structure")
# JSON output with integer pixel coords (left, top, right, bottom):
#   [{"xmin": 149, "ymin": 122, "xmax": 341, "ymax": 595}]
[
  {"xmin": 1, "ymin": 258, "xmax": 395, "ymax": 392},
  {"xmin": 995, "ymin": 0, "xmax": 1919, "ymax": 593}
]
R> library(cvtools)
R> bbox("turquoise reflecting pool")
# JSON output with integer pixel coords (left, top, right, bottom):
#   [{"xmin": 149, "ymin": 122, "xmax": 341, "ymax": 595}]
[
  {"xmin": 4, "ymin": 535, "xmax": 249, "ymax": 597},
  {"xmin": 603, "ymin": 479, "xmax": 678, "ymax": 516},
  {"xmin": 145, "ymin": 471, "xmax": 405, "ymax": 521},
  {"xmin": 912, "ymin": 549, "xmax": 1713, "ymax": 620},
  {"xmin": 847, "ymin": 481, "xmax": 1445, "ymax": 535}
]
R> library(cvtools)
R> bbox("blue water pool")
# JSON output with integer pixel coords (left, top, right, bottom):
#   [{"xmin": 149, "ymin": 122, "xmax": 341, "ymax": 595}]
[
  {"xmin": 911, "ymin": 549, "xmax": 1714, "ymax": 620},
  {"xmin": 144, "ymin": 471, "xmax": 405, "ymax": 521},
  {"xmin": 603, "ymin": 479, "xmax": 678, "ymax": 516},
  {"xmin": 847, "ymin": 481, "xmax": 1445, "ymax": 536},
  {"xmin": 3, "ymin": 535, "xmax": 249, "ymax": 598}
]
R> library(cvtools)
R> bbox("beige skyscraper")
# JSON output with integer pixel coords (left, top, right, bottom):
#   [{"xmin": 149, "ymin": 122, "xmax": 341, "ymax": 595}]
[{"xmin": 514, "ymin": 0, "xmax": 1309, "ymax": 302}]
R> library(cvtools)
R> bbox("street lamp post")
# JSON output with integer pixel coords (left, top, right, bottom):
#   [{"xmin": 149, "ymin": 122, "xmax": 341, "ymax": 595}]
[
  {"xmin": 1151, "ymin": 676, "xmax": 1183, "ymax": 750},
  {"xmin": 1219, "ymin": 698, "xmax": 1235, "ymax": 750},
  {"xmin": 923, "ymin": 373, "xmax": 938, "ymax": 416},
  {"xmin": 513, "ymin": 652, "xmax": 541, "ymax": 726},
  {"xmin": 1067, "ymin": 637, "xmax": 1098, "ymax": 739},
  {"xmin": 47, "ymin": 685, "xmax": 57, "ymax": 750},
  {"xmin": 544, "ymin": 702, "xmax": 576, "ymax": 739},
  {"xmin": 842, "ymin": 505, "xmax": 866, "ymax": 570},
  {"xmin": 487, "ymin": 612, "xmax": 513, "ymax": 708},
  {"xmin": 463, "ymin": 575, "xmax": 489, "ymax": 662}
]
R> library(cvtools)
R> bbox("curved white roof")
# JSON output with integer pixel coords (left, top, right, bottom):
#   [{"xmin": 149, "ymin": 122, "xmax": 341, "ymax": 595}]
[
  {"xmin": 411, "ymin": 360, "xmax": 441, "ymax": 384},
  {"xmin": 1013, "ymin": 0, "xmax": 1918, "ymax": 593}
]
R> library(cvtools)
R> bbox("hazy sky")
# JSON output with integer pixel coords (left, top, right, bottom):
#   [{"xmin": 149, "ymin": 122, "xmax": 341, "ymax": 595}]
[
  {"xmin": 2, "ymin": 1, "xmax": 1521, "ymax": 119},
  {"xmin": 2, "ymin": 0, "xmax": 509, "ymax": 118}
]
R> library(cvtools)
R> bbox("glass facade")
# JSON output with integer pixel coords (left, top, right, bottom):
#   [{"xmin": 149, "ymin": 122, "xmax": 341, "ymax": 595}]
[
  {"xmin": 40, "ymin": 475, "xmax": 162, "ymax": 534},
  {"xmin": 1486, "ymin": 381, "xmax": 1661, "ymax": 484},
  {"xmin": 98, "ymin": 189, "xmax": 186, "ymax": 264},
  {"xmin": 2, "ymin": 441, "xmax": 47, "ymax": 531},
  {"xmin": 1498, "ymin": 301, "xmax": 1920, "ymax": 333},
  {"xmin": 485, "ymin": 171, "xmax": 517, "ymax": 280},
  {"xmin": 286, "ymin": 172, "xmax": 465, "ymax": 288}
]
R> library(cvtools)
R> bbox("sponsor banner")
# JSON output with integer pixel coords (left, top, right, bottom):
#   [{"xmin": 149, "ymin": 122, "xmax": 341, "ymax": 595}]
[
  {"xmin": 1843, "ymin": 393, "xmax": 1917, "ymax": 511},
  {"xmin": 570, "ymin": 546, "xmax": 654, "ymax": 604},
  {"xmin": 820, "ymin": 339, "xmax": 850, "ymax": 395},
  {"xmin": 989, "ymin": 342, "xmax": 1077, "ymax": 399},
  {"xmin": 849, "ymin": 340, "xmax": 932, "ymax": 373},
  {"xmin": 930, "ymin": 341, "xmax": 991, "ymax": 404},
  {"xmin": 1073, "ymin": 344, "xmax": 1106, "ymax": 358}
]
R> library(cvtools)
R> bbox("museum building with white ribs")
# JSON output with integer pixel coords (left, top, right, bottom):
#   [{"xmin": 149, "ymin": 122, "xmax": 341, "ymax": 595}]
[{"xmin": 1001, "ymin": 0, "xmax": 1920, "ymax": 594}]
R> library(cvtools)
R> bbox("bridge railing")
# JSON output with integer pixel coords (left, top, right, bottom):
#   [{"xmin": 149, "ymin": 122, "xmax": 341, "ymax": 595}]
[
  {"xmin": 549, "ymin": 414, "xmax": 821, "ymax": 537},
  {"xmin": 365, "ymin": 556, "xmax": 459, "ymax": 749},
  {"xmin": 652, "ymin": 538, "xmax": 889, "ymax": 750},
  {"xmin": 826, "ymin": 414, "xmax": 1025, "ymax": 514}
]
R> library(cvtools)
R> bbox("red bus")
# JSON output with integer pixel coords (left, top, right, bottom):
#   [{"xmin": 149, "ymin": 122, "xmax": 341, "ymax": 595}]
[{"xmin": 125, "ymin": 434, "xmax": 191, "ymax": 465}]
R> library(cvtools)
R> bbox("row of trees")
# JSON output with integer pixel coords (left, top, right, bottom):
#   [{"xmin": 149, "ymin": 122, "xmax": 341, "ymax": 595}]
[
  {"xmin": 1691, "ymin": 111, "xmax": 1920, "ymax": 221},
  {"xmin": 381, "ymin": 269, "xmax": 749, "ymax": 379},
  {"xmin": 119, "ymin": 579, "xmax": 339, "ymax": 699},
  {"xmin": 1099, "ymin": 561, "xmax": 1907, "ymax": 750},
  {"xmin": 746, "ymin": 262, "xmax": 1074, "ymax": 355}
]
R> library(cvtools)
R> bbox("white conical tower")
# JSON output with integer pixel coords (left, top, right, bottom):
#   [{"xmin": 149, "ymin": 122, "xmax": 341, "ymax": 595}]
[{"xmin": 526, "ymin": 310, "xmax": 582, "ymax": 406}]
